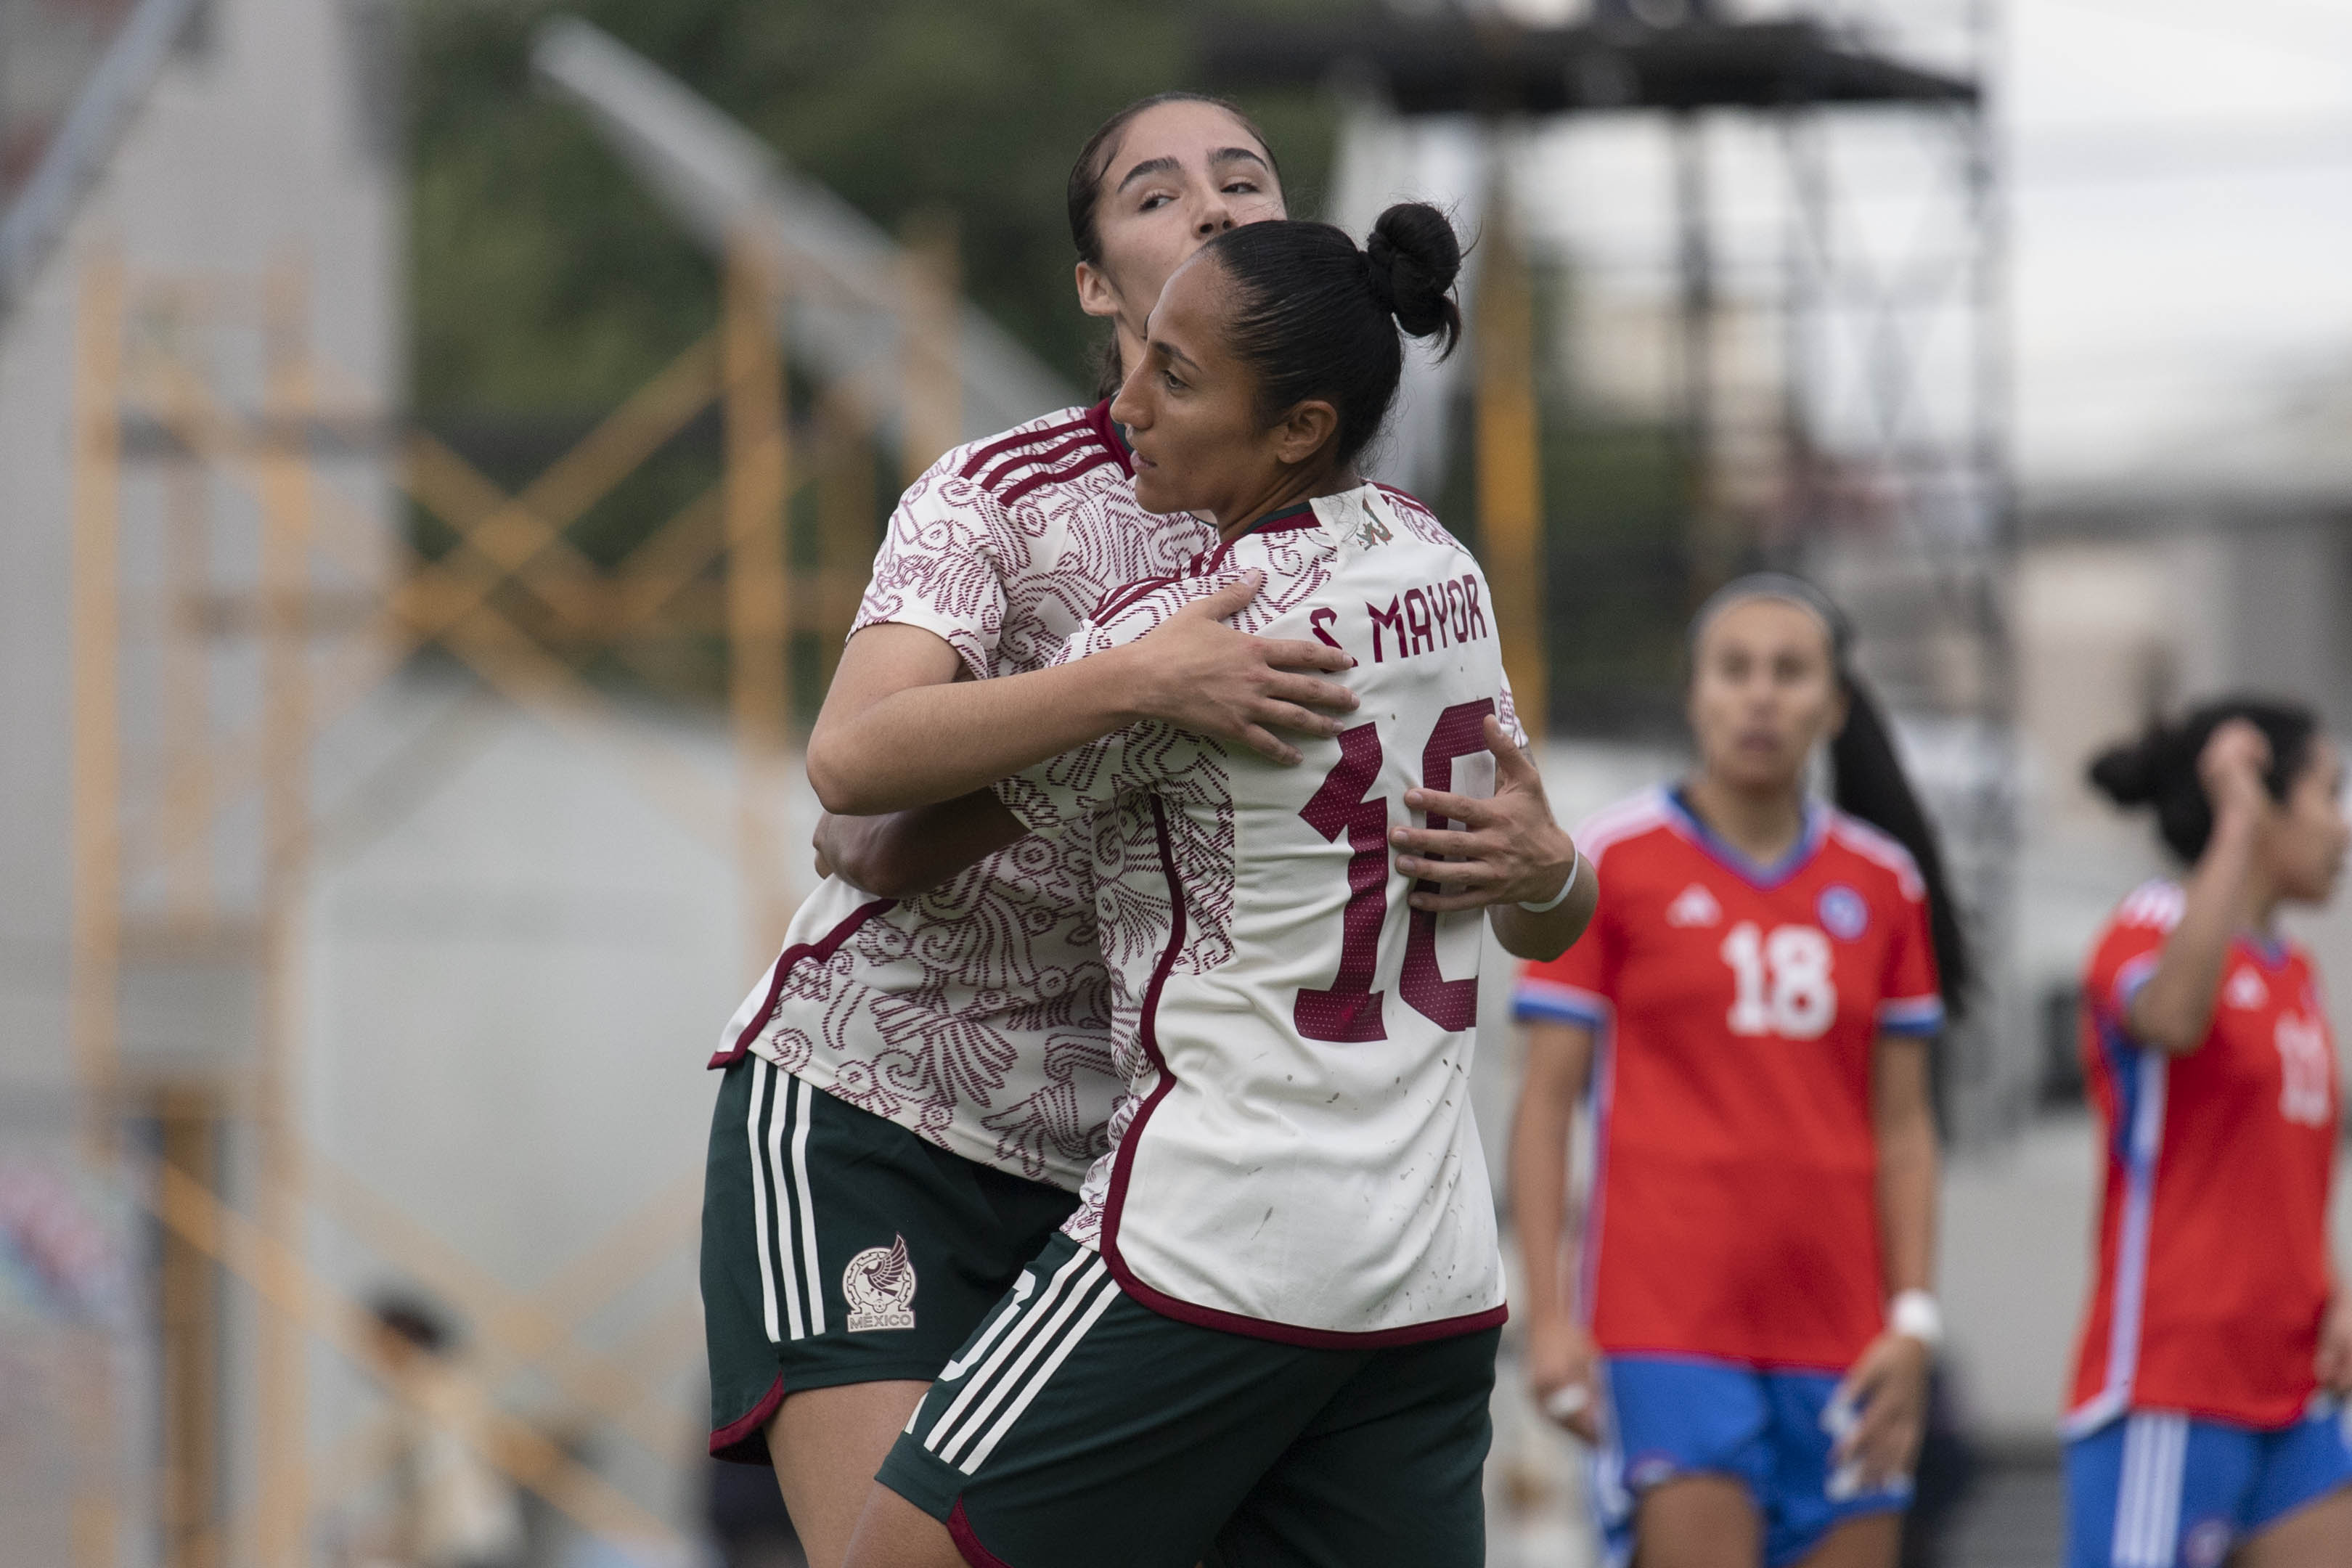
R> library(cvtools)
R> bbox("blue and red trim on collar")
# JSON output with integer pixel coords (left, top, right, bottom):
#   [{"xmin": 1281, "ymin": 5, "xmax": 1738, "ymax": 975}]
[{"xmin": 1661, "ymin": 785, "xmax": 1828, "ymax": 891}]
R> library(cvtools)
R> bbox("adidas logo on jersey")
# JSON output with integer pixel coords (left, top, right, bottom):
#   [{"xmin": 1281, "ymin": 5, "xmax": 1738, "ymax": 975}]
[
  {"xmin": 2224, "ymin": 967, "xmax": 2269, "ymax": 1010},
  {"xmin": 1667, "ymin": 884, "xmax": 1723, "ymax": 928}
]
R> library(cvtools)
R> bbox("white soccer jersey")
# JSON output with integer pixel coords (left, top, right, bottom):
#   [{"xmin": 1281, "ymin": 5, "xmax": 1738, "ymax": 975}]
[
  {"xmin": 993, "ymin": 483, "xmax": 1519, "ymax": 1344},
  {"xmin": 711, "ymin": 404, "xmax": 1220, "ymax": 1191}
]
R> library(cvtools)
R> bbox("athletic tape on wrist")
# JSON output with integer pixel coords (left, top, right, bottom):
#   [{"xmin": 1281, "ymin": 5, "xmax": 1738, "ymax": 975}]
[{"xmin": 1889, "ymin": 1289, "xmax": 1943, "ymax": 1349}]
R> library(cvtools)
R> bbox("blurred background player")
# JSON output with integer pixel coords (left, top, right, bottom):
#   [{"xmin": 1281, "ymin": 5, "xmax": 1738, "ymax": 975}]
[
  {"xmin": 354, "ymin": 1292, "xmax": 527, "ymax": 1568},
  {"xmin": 2065, "ymin": 703, "xmax": 2352, "ymax": 1568},
  {"xmin": 1510, "ymin": 576, "xmax": 1971, "ymax": 1568},
  {"xmin": 846, "ymin": 204, "xmax": 1591, "ymax": 1568}
]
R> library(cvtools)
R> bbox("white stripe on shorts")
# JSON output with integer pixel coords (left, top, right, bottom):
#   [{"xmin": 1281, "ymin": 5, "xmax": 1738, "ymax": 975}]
[
  {"xmin": 766, "ymin": 1066, "xmax": 806, "ymax": 1341},
  {"xmin": 923, "ymin": 1249, "xmax": 1106, "ymax": 1462},
  {"xmin": 746, "ymin": 1061, "xmax": 783, "ymax": 1343},
  {"xmin": 790, "ymin": 1078, "xmax": 825, "ymax": 1336},
  {"xmin": 934, "ymin": 1264, "xmax": 1118, "ymax": 1469},
  {"xmin": 957, "ymin": 1278, "xmax": 1122, "ymax": 1474},
  {"xmin": 2112, "ymin": 1412, "xmax": 2187, "ymax": 1568},
  {"xmin": 904, "ymin": 1270, "xmax": 1043, "ymax": 1438}
]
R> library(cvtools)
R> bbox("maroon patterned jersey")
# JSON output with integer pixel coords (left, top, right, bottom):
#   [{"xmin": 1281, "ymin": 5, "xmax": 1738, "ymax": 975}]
[{"xmin": 711, "ymin": 404, "xmax": 1218, "ymax": 1190}]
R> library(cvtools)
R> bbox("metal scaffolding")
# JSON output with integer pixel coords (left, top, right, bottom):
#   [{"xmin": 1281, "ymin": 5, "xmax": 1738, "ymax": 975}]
[
  {"xmin": 1205, "ymin": 1, "xmax": 2020, "ymax": 1132},
  {"xmin": 65, "ymin": 221, "xmax": 959, "ymax": 1561}
]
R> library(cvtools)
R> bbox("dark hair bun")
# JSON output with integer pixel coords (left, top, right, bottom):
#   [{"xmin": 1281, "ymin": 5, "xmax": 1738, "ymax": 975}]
[
  {"xmin": 2086, "ymin": 698, "xmax": 2319, "ymax": 862},
  {"xmin": 1365, "ymin": 203, "xmax": 1463, "ymax": 354},
  {"xmin": 2087, "ymin": 731, "xmax": 2167, "ymax": 806}
]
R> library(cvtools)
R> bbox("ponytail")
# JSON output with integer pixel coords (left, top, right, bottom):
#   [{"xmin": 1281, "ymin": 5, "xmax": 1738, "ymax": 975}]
[{"xmin": 1832, "ymin": 674, "xmax": 1972, "ymax": 1020}]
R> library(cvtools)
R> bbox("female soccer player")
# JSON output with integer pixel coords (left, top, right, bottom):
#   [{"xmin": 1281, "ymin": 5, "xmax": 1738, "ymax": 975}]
[
  {"xmin": 1509, "ymin": 577, "xmax": 1968, "ymax": 1568},
  {"xmin": 701, "ymin": 94, "xmax": 1575, "ymax": 1567},
  {"xmin": 2065, "ymin": 702, "xmax": 2352, "ymax": 1568},
  {"xmin": 838, "ymin": 204, "xmax": 1591, "ymax": 1568}
]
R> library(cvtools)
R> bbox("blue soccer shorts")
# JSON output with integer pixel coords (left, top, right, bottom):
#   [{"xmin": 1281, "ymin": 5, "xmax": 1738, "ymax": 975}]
[
  {"xmin": 2065, "ymin": 1405, "xmax": 2352, "ymax": 1568},
  {"xmin": 1591, "ymin": 1352, "xmax": 1910, "ymax": 1568}
]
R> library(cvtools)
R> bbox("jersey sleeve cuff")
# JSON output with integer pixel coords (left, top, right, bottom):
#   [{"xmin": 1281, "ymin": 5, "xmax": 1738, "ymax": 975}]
[
  {"xmin": 991, "ymin": 770, "xmax": 1081, "ymax": 833},
  {"xmin": 1513, "ymin": 978, "xmax": 1609, "ymax": 1027},
  {"xmin": 2099, "ymin": 953, "xmax": 2164, "ymax": 1050},
  {"xmin": 2110, "ymin": 952, "xmax": 2160, "ymax": 1018},
  {"xmin": 1876, "ymin": 996, "xmax": 1945, "ymax": 1035},
  {"xmin": 846, "ymin": 603, "xmax": 996, "ymax": 683},
  {"xmin": 991, "ymin": 731, "xmax": 1129, "ymax": 832}
]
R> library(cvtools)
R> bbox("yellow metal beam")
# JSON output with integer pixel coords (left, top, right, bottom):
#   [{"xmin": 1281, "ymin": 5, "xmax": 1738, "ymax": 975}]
[
  {"xmin": 817, "ymin": 390, "xmax": 877, "ymax": 689},
  {"xmin": 1474, "ymin": 205, "xmax": 1548, "ymax": 741},
  {"xmin": 724, "ymin": 234, "xmax": 796, "ymax": 957},
  {"xmin": 899, "ymin": 208, "xmax": 962, "ymax": 482},
  {"xmin": 66, "ymin": 248, "xmax": 128, "ymax": 1568},
  {"xmin": 69, "ymin": 247, "xmax": 126, "ymax": 1165},
  {"xmin": 252, "ymin": 253, "xmax": 316, "ymax": 1568}
]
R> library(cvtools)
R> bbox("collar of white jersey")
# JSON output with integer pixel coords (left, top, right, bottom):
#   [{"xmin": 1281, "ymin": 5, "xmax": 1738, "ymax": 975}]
[{"xmin": 1196, "ymin": 485, "xmax": 1382, "ymax": 573}]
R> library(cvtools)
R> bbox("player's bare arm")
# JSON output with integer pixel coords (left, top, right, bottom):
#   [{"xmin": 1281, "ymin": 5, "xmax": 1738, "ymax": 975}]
[
  {"xmin": 2126, "ymin": 719, "xmax": 2272, "ymax": 1053},
  {"xmin": 1395, "ymin": 713, "xmax": 1593, "ymax": 957},
  {"xmin": 805, "ymin": 573, "xmax": 1358, "ymax": 817},
  {"xmin": 827, "ymin": 704, "xmax": 1602, "ymax": 914},
  {"xmin": 1833, "ymin": 1032, "xmax": 1940, "ymax": 1489},
  {"xmin": 1511, "ymin": 1017, "xmax": 1601, "ymax": 1443},
  {"xmin": 2319, "ymin": 1283, "xmax": 2352, "ymax": 1398}
]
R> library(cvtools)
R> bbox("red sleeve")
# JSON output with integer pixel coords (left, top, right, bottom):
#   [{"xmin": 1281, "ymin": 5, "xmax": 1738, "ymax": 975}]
[
  {"xmin": 1513, "ymin": 848, "xmax": 1619, "ymax": 1029},
  {"xmin": 1874, "ymin": 875, "xmax": 1945, "ymax": 1037},
  {"xmin": 2085, "ymin": 911, "xmax": 2171, "ymax": 1037}
]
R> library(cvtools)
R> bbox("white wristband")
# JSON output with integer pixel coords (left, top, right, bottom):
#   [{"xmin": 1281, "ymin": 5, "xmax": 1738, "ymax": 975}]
[
  {"xmin": 1518, "ymin": 852, "xmax": 1581, "ymax": 914},
  {"xmin": 1889, "ymin": 1289, "xmax": 1943, "ymax": 1349},
  {"xmin": 1542, "ymin": 1384, "xmax": 1591, "ymax": 1421}
]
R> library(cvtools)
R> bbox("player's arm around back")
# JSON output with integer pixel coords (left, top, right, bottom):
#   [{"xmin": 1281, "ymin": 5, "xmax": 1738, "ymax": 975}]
[
  {"xmin": 805, "ymin": 574, "xmax": 1359, "ymax": 817},
  {"xmin": 814, "ymin": 791, "xmax": 1027, "ymax": 899},
  {"xmin": 1394, "ymin": 714, "xmax": 1595, "ymax": 962}
]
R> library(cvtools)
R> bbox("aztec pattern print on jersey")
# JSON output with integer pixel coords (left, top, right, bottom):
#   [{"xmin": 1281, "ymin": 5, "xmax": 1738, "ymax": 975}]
[
  {"xmin": 711, "ymin": 403, "xmax": 1220, "ymax": 1192},
  {"xmin": 995, "ymin": 483, "xmax": 1523, "ymax": 1344}
]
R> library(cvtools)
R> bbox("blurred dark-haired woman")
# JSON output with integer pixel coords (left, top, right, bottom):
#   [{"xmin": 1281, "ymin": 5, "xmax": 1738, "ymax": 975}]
[
  {"xmin": 2065, "ymin": 703, "xmax": 2352, "ymax": 1568},
  {"xmin": 1511, "ymin": 576, "xmax": 1967, "ymax": 1568}
]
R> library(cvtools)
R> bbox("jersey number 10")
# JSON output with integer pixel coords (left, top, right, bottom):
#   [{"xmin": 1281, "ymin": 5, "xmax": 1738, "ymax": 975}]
[
  {"xmin": 1292, "ymin": 701, "xmax": 1496, "ymax": 1044},
  {"xmin": 2276, "ymin": 1015, "xmax": 2332, "ymax": 1127},
  {"xmin": 1720, "ymin": 922, "xmax": 1837, "ymax": 1040}
]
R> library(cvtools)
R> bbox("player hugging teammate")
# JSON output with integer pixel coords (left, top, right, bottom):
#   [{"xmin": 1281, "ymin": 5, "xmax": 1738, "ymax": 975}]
[
  {"xmin": 846, "ymin": 200, "xmax": 1593, "ymax": 1568},
  {"xmin": 699, "ymin": 92, "xmax": 1585, "ymax": 1568}
]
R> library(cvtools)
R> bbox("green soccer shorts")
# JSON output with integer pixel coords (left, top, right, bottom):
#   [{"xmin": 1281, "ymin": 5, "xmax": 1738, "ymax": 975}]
[
  {"xmin": 701, "ymin": 1057, "xmax": 1079, "ymax": 1464},
  {"xmin": 876, "ymin": 1233, "xmax": 1500, "ymax": 1568}
]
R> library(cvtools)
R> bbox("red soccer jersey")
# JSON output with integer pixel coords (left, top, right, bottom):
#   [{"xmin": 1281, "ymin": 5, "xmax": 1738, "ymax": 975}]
[
  {"xmin": 1514, "ymin": 787, "xmax": 1945, "ymax": 1371},
  {"xmin": 2066, "ymin": 882, "xmax": 2340, "ymax": 1433}
]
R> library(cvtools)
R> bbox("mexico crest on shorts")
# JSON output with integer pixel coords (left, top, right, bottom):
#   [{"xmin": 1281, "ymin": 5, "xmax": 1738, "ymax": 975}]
[{"xmin": 844, "ymin": 1235, "xmax": 918, "ymax": 1332}]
